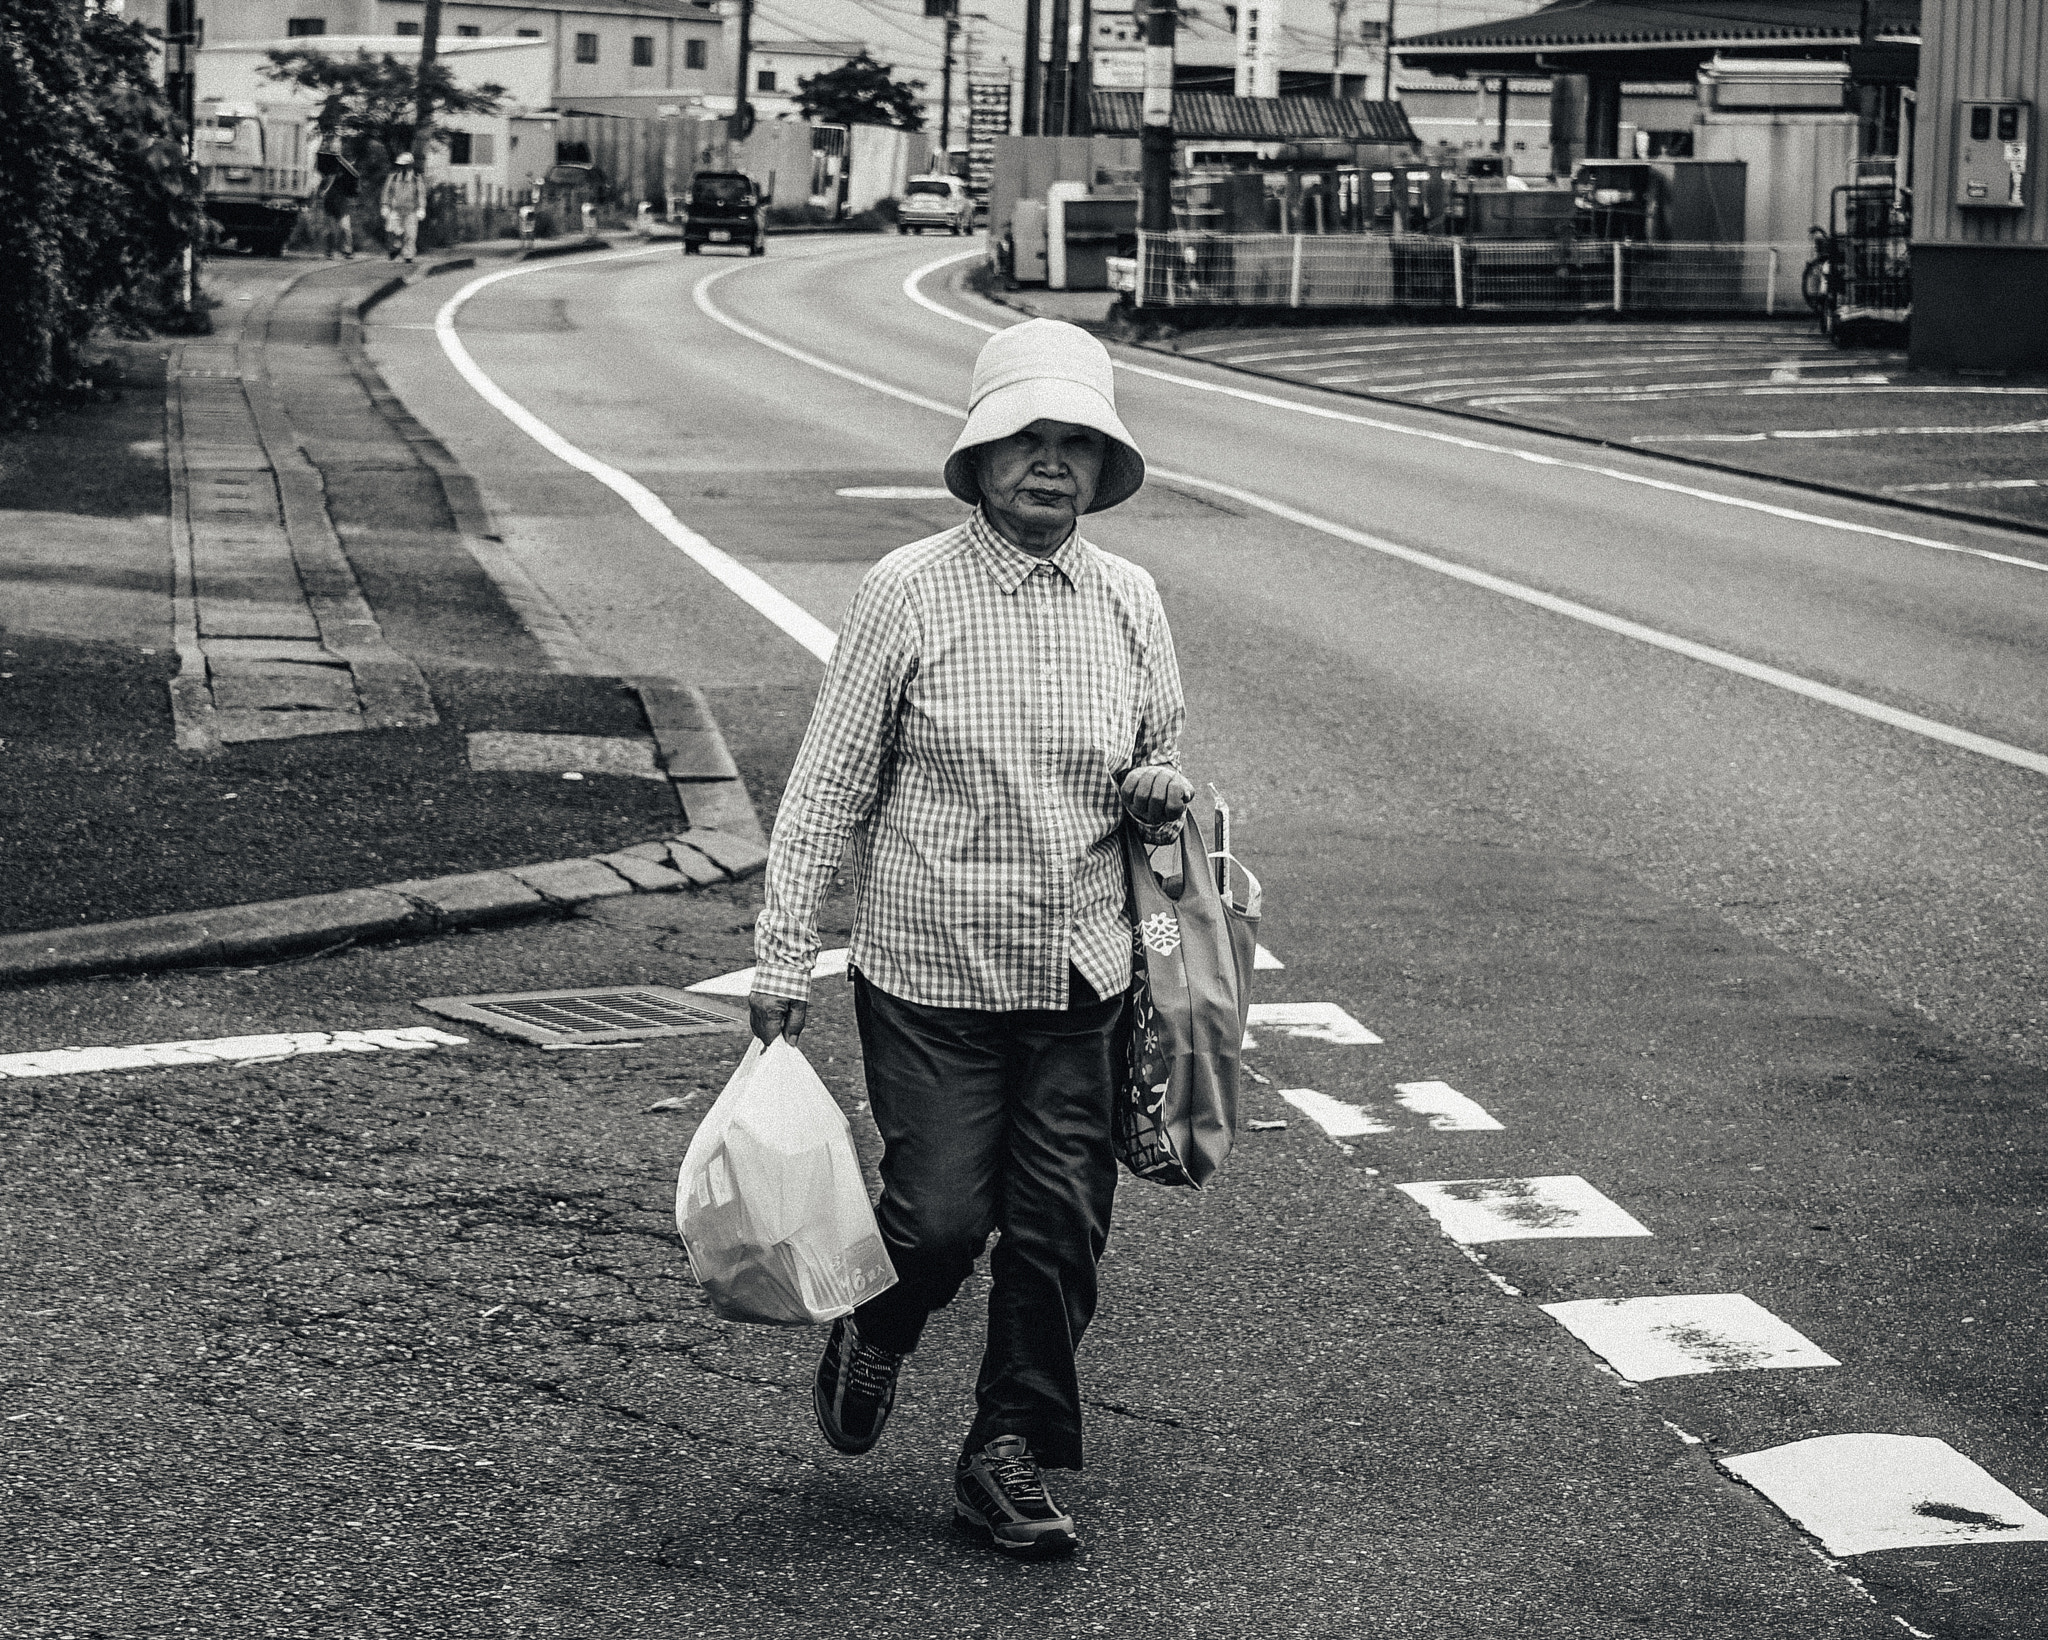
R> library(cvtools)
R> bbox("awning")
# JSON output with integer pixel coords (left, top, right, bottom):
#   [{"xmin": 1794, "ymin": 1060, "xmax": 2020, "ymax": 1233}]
[
  {"xmin": 1397, "ymin": 0, "xmax": 1919, "ymax": 79},
  {"xmin": 1088, "ymin": 91, "xmax": 1417, "ymax": 144}
]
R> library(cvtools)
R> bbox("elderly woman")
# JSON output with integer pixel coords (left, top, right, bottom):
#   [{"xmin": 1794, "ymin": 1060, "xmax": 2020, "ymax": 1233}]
[{"xmin": 748, "ymin": 319, "xmax": 1191, "ymax": 1558}]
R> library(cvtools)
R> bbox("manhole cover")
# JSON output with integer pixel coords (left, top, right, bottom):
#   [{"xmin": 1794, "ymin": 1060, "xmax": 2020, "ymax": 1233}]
[{"xmin": 416, "ymin": 986, "xmax": 747, "ymax": 1045}]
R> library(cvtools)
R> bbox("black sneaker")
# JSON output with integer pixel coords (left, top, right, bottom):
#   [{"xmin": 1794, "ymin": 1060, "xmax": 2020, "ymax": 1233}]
[
  {"xmin": 812, "ymin": 1316, "xmax": 901, "ymax": 1455},
  {"xmin": 954, "ymin": 1436, "xmax": 1079, "ymax": 1557}
]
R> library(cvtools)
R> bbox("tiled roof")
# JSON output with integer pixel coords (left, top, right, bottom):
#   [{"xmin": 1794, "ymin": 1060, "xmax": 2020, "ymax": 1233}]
[
  {"xmin": 1088, "ymin": 91, "xmax": 1417, "ymax": 142},
  {"xmin": 1401, "ymin": 0, "xmax": 1918, "ymax": 52}
]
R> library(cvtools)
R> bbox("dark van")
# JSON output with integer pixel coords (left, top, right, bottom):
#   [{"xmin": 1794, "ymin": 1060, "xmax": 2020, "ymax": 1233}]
[{"xmin": 683, "ymin": 171, "xmax": 768, "ymax": 256}]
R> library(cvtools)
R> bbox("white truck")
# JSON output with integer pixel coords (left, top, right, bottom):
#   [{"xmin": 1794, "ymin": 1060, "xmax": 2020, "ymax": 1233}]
[{"xmin": 196, "ymin": 102, "xmax": 313, "ymax": 256}]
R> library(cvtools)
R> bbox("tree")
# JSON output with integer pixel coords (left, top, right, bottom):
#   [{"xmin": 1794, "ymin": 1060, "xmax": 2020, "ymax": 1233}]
[
  {"xmin": 795, "ymin": 52, "xmax": 927, "ymax": 131},
  {"xmin": 260, "ymin": 47, "xmax": 504, "ymax": 173}
]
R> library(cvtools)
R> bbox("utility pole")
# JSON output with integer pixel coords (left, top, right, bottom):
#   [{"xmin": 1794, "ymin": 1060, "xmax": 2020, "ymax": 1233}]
[
  {"xmin": 730, "ymin": 0, "xmax": 755, "ymax": 143},
  {"xmin": 1380, "ymin": 0, "xmax": 1397, "ymax": 102},
  {"xmin": 1074, "ymin": 0, "xmax": 1093, "ymax": 136},
  {"xmin": 411, "ymin": 0, "xmax": 442, "ymax": 164},
  {"xmin": 1046, "ymin": 0, "xmax": 1070, "ymax": 136},
  {"xmin": 167, "ymin": 0, "xmax": 200, "ymax": 313},
  {"xmin": 1496, "ymin": 74, "xmax": 1510, "ymax": 156},
  {"xmin": 1329, "ymin": 0, "xmax": 1349, "ymax": 99},
  {"xmin": 942, "ymin": 2, "xmax": 959, "ymax": 166},
  {"xmin": 1023, "ymin": 0, "xmax": 1042, "ymax": 134},
  {"xmin": 1139, "ymin": 0, "xmax": 1175, "ymax": 233}
]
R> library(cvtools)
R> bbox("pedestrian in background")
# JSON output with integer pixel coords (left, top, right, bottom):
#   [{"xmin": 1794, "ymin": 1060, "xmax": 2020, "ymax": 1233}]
[
  {"xmin": 750, "ymin": 319, "xmax": 1192, "ymax": 1558},
  {"xmin": 314, "ymin": 142, "xmax": 358, "ymax": 260},
  {"xmin": 379, "ymin": 152, "xmax": 425, "ymax": 264}
]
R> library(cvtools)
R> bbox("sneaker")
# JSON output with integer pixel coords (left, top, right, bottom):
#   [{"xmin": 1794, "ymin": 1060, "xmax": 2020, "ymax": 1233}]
[
  {"xmin": 954, "ymin": 1436, "xmax": 1078, "ymax": 1557},
  {"xmin": 812, "ymin": 1316, "xmax": 901, "ymax": 1455}
]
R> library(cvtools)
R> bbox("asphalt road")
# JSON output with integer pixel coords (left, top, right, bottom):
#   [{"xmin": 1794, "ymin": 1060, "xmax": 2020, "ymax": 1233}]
[{"xmin": 8, "ymin": 235, "xmax": 2046, "ymax": 1639}]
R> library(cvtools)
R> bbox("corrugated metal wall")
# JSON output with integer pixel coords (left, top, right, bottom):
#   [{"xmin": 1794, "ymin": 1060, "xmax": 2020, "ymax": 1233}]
[{"xmin": 1917, "ymin": 0, "xmax": 2048, "ymax": 244}]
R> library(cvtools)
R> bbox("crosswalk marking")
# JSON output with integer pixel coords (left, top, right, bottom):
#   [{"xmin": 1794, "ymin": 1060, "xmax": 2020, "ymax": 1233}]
[
  {"xmin": 1278, "ymin": 1089, "xmax": 1392, "ymax": 1137},
  {"xmin": 0, "ymin": 1027, "xmax": 467, "ymax": 1080},
  {"xmin": 1722, "ymin": 1435, "xmax": 2048, "ymax": 1556},
  {"xmin": 1243, "ymin": 1002, "xmax": 1381, "ymax": 1046},
  {"xmin": 1391, "ymin": 1080, "xmax": 1503, "ymax": 1132},
  {"xmin": 1397, "ymin": 1176, "xmax": 1653, "ymax": 1244},
  {"xmin": 1541, "ymin": 1294, "xmax": 1839, "ymax": 1382}
]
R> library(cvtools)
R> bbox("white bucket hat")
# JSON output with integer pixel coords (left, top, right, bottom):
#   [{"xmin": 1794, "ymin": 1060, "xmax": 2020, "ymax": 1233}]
[{"xmin": 943, "ymin": 319, "xmax": 1145, "ymax": 514}]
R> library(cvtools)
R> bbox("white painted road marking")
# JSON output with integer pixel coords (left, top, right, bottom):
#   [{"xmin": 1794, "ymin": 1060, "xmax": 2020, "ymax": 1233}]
[
  {"xmin": 835, "ymin": 485, "xmax": 955, "ymax": 500},
  {"xmin": 687, "ymin": 947, "xmax": 852, "ymax": 997},
  {"xmin": 1279, "ymin": 1088, "xmax": 1393, "ymax": 1138},
  {"xmin": 1391, "ymin": 1080, "xmax": 1503, "ymax": 1131},
  {"xmin": 1398, "ymin": 1176, "xmax": 1654, "ymax": 1244},
  {"xmin": 668, "ymin": 251, "xmax": 2030, "ymax": 780},
  {"xmin": 899, "ymin": 250, "xmax": 2048, "ymax": 579},
  {"xmin": 1254, "ymin": 944, "xmax": 1284, "ymax": 970},
  {"xmin": 435, "ymin": 252, "xmax": 839, "ymax": 665},
  {"xmin": 1637, "ymin": 418, "xmax": 2048, "ymax": 444},
  {"xmin": 0, "ymin": 1027, "xmax": 467, "ymax": 1080},
  {"xmin": 1542, "ymin": 1294, "xmax": 1840, "ymax": 1382},
  {"xmin": 1244, "ymin": 1002, "xmax": 1383, "ymax": 1045},
  {"xmin": 1722, "ymin": 1435, "xmax": 2048, "ymax": 1556}
]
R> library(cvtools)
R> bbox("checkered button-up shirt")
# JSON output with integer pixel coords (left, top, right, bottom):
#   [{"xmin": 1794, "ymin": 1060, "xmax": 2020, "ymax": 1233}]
[{"xmin": 754, "ymin": 510, "xmax": 1186, "ymax": 1011}]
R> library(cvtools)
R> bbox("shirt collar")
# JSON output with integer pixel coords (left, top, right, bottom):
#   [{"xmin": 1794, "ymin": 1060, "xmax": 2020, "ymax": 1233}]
[{"xmin": 967, "ymin": 509, "xmax": 1093, "ymax": 593}]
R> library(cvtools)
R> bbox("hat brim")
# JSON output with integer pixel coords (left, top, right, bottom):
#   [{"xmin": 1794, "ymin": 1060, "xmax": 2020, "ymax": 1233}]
[{"xmin": 943, "ymin": 377, "xmax": 1145, "ymax": 514}]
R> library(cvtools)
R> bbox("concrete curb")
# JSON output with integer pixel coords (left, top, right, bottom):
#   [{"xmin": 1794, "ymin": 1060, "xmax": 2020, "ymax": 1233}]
[{"xmin": 0, "ymin": 829, "xmax": 769, "ymax": 990}]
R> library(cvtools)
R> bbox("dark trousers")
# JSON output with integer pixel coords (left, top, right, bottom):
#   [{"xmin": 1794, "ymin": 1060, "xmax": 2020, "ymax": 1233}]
[{"xmin": 850, "ymin": 969, "xmax": 1124, "ymax": 1472}]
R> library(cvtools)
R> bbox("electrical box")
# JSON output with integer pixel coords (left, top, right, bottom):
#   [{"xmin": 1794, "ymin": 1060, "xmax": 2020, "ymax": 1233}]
[{"xmin": 1957, "ymin": 100, "xmax": 2030, "ymax": 210}]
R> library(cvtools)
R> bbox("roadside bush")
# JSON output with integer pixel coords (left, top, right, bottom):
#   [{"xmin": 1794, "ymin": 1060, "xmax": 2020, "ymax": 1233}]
[{"xmin": 0, "ymin": 2, "xmax": 199, "ymax": 404}]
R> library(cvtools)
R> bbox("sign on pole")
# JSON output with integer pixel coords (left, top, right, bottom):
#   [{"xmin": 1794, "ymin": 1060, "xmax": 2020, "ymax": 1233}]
[
  {"xmin": 967, "ymin": 78, "xmax": 1012, "ymax": 196},
  {"xmin": 1235, "ymin": 0, "xmax": 1283, "ymax": 98}
]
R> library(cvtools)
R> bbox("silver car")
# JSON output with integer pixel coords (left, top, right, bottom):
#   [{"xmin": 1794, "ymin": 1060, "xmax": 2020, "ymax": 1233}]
[{"xmin": 897, "ymin": 175, "xmax": 976, "ymax": 236}]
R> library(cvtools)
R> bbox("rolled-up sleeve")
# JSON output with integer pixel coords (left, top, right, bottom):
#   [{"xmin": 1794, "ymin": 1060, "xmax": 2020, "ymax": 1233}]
[{"xmin": 752, "ymin": 570, "xmax": 917, "ymax": 1001}]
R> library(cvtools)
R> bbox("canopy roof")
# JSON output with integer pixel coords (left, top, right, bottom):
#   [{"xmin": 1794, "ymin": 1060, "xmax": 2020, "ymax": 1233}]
[
  {"xmin": 1398, "ymin": 0, "xmax": 1918, "ymax": 78},
  {"xmin": 1089, "ymin": 91, "xmax": 1417, "ymax": 143}
]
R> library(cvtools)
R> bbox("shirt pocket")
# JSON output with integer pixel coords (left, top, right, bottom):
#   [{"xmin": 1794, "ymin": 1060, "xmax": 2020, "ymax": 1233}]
[{"xmin": 1085, "ymin": 658, "xmax": 1140, "ymax": 767}]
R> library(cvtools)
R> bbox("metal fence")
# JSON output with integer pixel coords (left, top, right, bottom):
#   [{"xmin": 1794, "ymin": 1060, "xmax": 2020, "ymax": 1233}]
[{"xmin": 1133, "ymin": 234, "xmax": 1807, "ymax": 316}]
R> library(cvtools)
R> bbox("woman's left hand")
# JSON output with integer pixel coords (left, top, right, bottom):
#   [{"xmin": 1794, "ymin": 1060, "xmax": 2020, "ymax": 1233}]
[{"xmin": 1119, "ymin": 765, "xmax": 1194, "ymax": 828}]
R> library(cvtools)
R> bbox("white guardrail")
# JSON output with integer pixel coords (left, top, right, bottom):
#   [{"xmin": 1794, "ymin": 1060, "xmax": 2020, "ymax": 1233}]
[{"xmin": 1131, "ymin": 234, "xmax": 1807, "ymax": 315}]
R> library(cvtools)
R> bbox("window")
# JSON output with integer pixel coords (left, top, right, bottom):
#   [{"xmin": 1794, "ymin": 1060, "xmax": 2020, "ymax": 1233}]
[
  {"xmin": 575, "ymin": 31, "xmax": 598, "ymax": 62},
  {"xmin": 755, "ymin": 68, "xmax": 776, "ymax": 92},
  {"xmin": 684, "ymin": 37, "xmax": 706, "ymax": 69},
  {"xmin": 396, "ymin": 19, "xmax": 420, "ymax": 33},
  {"xmin": 471, "ymin": 133, "xmax": 494, "ymax": 164},
  {"xmin": 632, "ymin": 34, "xmax": 654, "ymax": 66},
  {"xmin": 446, "ymin": 130, "xmax": 472, "ymax": 165},
  {"xmin": 517, "ymin": 26, "xmax": 539, "ymax": 35},
  {"xmin": 285, "ymin": 16, "xmax": 325, "ymax": 34},
  {"xmin": 455, "ymin": 23, "xmax": 480, "ymax": 35}
]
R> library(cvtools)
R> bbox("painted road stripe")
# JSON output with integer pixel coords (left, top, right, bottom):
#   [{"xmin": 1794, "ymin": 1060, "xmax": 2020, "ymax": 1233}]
[
  {"xmin": 897, "ymin": 251, "xmax": 2048, "ymax": 580},
  {"xmin": 435, "ymin": 252, "xmax": 839, "ymax": 665},
  {"xmin": 836, "ymin": 485, "xmax": 954, "ymax": 499},
  {"xmin": 1542, "ymin": 1294, "xmax": 1839, "ymax": 1382},
  {"xmin": 1280, "ymin": 1088, "xmax": 1393, "ymax": 1137},
  {"xmin": 1397, "ymin": 1176, "xmax": 1653, "ymax": 1243},
  {"xmin": 1392, "ymin": 1080, "xmax": 1503, "ymax": 1131},
  {"xmin": 1244, "ymin": 1002, "xmax": 1382, "ymax": 1045},
  {"xmin": 1637, "ymin": 419, "xmax": 2048, "ymax": 443},
  {"xmin": 1722, "ymin": 1435, "xmax": 2048, "ymax": 1556},
  {"xmin": 0, "ymin": 1027, "xmax": 467, "ymax": 1080},
  {"xmin": 1254, "ymin": 944, "xmax": 1284, "ymax": 970},
  {"xmin": 687, "ymin": 947, "xmax": 852, "ymax": 997}
]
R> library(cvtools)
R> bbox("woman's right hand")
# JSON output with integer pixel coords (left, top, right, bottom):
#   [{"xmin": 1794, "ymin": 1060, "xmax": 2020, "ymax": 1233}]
[{"xmin": 748, "ymin": 991, "xmax": 807, "ymax": 1047}]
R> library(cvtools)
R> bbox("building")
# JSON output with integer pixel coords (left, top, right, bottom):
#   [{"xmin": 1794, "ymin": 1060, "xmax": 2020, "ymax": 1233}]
[
  {"xmin": 130, "ymin": 0, "xmax": 728, "ymax": 110},
  {"xmin": 1909, "ymin": 0, "xmax": 2047, "ymax": 370}
]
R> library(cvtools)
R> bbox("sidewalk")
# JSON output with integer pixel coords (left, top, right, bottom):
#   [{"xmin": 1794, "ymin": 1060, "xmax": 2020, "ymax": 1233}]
[{"xmin": 0, "ymin": 246, "xmax": 760, "ymax": 953}]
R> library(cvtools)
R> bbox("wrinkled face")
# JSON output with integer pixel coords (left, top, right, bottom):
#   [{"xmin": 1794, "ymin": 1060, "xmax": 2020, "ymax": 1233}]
[{"xmin": 975, "ymin": 419, "xmax": 1105, "ymax": 541}]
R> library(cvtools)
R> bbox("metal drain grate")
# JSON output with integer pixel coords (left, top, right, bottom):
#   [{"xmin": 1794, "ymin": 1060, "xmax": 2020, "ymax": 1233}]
[{"xmin": 416, "ymin": 986, "xmax": 747, "ymax": 1045}]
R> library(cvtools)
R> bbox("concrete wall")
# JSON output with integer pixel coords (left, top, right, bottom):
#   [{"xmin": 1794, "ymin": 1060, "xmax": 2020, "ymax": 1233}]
[
  {"xmin": 848, "ymin": 124, "xmax": 935, "ymax": 213},
  {"xmin": 1694, "ymin": 113, "xmax": 1860, "ymax": 244}
]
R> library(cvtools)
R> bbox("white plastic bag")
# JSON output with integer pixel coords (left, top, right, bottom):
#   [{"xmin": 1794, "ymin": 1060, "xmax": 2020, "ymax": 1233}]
[{"xmin": 675, "ymin": 1038, "xmax": 897, "ymax": 1326}]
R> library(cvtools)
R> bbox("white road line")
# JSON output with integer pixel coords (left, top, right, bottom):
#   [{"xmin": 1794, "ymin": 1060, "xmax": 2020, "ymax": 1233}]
[
  {"xmin": 1889, "ymin": 478, "xmax": 2042, "ymax": 493},
  {"xmin": 689, "ymin": 254, "xmax": 2048, "ymax": 779},
  {"xmin": 900, "ymin": 257, "xmax": 2048, "ymax": 578},
  {"xmin": 1279, "ymin": 1088, "xmax": 1394, "ymax": 1137},
  {"xmin": 1391, "ymin": 1080, "xmax": 1503, "ymax": 1131},
  {"xmin": 1637, "ymin": 420, "xmax": 2048, "ymax": 444},
  {"xmin": 1397, "ymin": 1176, "xmax": 1654, "ymax": 1243},
  {"xmin": 434, "ymin": 253, "xmax": 838, "ymax": 664},
  {"xmin": 837, "ymin": 485, "xmax": 954, "ymax": 499},
  {"xmin": 1254, "ymin": 944, "xmax": 1284, "ymax": 969},
  {"xmin": 687, "ymin": 947, "xmax": 852, "ymax": 996},
  {"xmin": 1542, "ymin": 1293, "xmax": 1839, "ymax": 1382},
  {"xmin": 1722, "ymin": 1435, "xmax": 2048, "ymax": 1556},
  {"xmin": 0, "ymin": 1027, "xmax": 467, "ymax": 1080},
  {"xmin": 1244, "ymin": 1002, "xmax": 1383, "ymax": 1045}
]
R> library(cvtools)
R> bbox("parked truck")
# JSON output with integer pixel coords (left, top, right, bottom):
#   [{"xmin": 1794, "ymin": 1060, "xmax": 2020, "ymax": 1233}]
[{"xmin": 196, "ymin": 102, "xmax": 313, "ymax": 257}]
